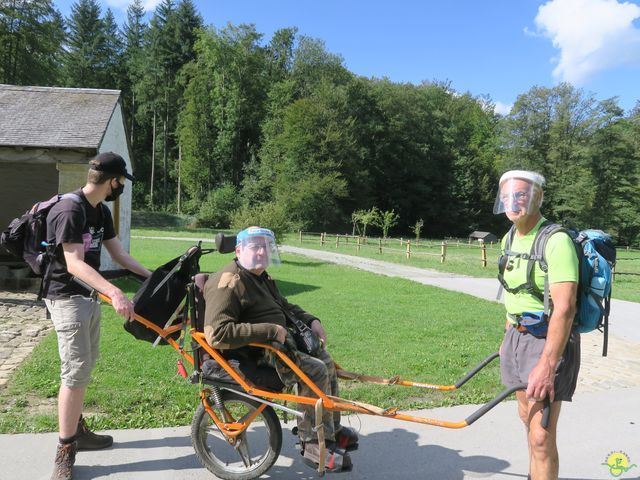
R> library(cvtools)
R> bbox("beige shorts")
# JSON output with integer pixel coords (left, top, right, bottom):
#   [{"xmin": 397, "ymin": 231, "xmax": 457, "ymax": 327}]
[{"xmin": 44, "ymin": 296, "xmax": 101, "ymax": 388}]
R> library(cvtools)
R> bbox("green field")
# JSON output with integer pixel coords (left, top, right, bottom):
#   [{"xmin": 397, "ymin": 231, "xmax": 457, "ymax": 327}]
[
  {"xmin": 285, "ymin": 232, "xmax": 640, "ymax": 303},
  {"xmin": 131, "ymin": 227, "xmax": 640, "ymax": 302},
  {"xmin": 0, "ymin": 234, "xmax": 506, "ymax": 433}
]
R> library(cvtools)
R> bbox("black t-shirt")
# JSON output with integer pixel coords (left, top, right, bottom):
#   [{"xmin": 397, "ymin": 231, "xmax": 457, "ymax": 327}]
[{"xmin": 45, "ymin": 189, "xmax": 116, "ymax": 299}]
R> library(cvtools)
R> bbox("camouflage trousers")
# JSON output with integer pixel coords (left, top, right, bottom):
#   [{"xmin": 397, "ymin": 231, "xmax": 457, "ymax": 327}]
[{"xmin": 262, "ymin": 348, "xmax": 340, "ymax": 442}]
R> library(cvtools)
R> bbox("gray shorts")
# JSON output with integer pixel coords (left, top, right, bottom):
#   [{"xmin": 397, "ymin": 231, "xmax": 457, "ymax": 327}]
[
  {"xmin": 500, "ymin": 325, "xmax": 580, "ymax": 402},
  {"xmin": 44, "ymin": 296, "xmax": 101, "ymax": 388}
]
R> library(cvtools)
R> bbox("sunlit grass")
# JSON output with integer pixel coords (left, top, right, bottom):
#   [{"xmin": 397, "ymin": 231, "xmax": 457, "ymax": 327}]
[{"xmin": 0, "ymin": 235, "xmax": 505, "ymax": 433}]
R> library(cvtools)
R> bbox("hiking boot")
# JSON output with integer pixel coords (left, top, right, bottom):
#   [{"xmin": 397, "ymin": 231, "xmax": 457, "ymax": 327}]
[
  {"xmin": 336, "ymin": 425, "xmax": 359, "ymax": 451},
  {"xmin": 51, "ymin": 441, "xmax": 77, "ymax": 480},
  {"xmin": 302, "ymin": 441, "xmax": 353, "ymax": 473},
  {"xmin": 76, "ymin": 415, "xmax": 113, "ymax": 450}
]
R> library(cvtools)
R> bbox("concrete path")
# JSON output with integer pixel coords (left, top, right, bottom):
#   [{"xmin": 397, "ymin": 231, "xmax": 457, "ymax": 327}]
[
  {"xmin": 1, "ymin": 238, "xmax": 639, "ymax": 479},
  {"xmin": 1, "ymin": 386, "xmax": 639, "ymax": 479}
]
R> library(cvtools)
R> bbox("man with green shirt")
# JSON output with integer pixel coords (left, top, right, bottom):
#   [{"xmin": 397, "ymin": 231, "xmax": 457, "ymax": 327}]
[{"xmin": 494, "ymin": 170, "xmax": 580, "ymax": 480}]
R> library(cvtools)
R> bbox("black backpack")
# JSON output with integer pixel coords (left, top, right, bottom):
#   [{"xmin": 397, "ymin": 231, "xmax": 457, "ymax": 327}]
[{"xmin": 1, "ymin": 193, "xmax": 82, "ymax": 297}]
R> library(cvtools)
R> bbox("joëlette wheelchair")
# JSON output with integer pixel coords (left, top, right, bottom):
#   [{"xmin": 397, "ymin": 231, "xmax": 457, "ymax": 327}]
[{"xmin": 93, "ymin": 235, "xmax": 547, "ymax": 479}]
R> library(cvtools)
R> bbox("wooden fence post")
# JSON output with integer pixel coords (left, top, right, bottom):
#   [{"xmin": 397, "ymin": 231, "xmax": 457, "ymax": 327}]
[
  {"xmin": 356, "ymin": 236, "xmax": 361, "ymax": 253},
  {"xmin": 335, "ymin": 234, "xmax": 339, "ymax": 248},
  {"xmin": 440, "ymin": 241, "xmax": 447, "ymax": 263},
  {"xmin": 378, "ymin": 238, "xmax": 382, "ymax": 254},
  {"xmin": 406, "ymin": 240, "xmax": 411, "ymax": 259},
  {"xmin": 612, "ymin": 263, "xmax": 616, "ymax": 282},
  {"xmin": 481, "ymin": 242, "xmax": 487, "ymax": 267},
  {"xmin": 320, "ymin": 232, "xmax": 325, "ymax": 246},
  {"xmin": 299, "ymin": 230, "xmax": 302, "ymax": 244}
]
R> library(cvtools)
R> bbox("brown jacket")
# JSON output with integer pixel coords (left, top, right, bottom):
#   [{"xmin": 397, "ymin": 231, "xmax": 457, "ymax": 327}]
[{"xmin": 203, "ymin": 260, "xmax": 318, "ymax": 349}]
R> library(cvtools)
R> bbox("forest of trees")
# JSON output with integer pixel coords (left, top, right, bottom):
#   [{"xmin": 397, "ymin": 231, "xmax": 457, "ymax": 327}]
[{"xmin": 2, "ymin": 0, "xmax": 640, "ymax": 244}]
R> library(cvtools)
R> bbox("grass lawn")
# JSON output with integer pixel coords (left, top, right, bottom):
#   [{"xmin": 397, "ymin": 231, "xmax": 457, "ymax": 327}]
[
  {"xmin": 0, "ymin": 235, "xmax": 506, "ymax": 433},
  {"xmin": 130, "ymin": 227, "xmax": 640, "ymax": 303}
]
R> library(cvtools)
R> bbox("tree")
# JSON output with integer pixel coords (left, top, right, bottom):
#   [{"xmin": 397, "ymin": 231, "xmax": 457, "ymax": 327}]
[
  {"xmin": 179, "ymin": 23, "xmax": 268, "ymax": 205},
  {"xmin": 412, "ymin": 218, "xmax": 424, "ymax": 242},
  {"xmin": 374, "ymin": 209, "xmax": 399, "ymax": 238},
  {"xmin": 588, "ymin": 100, "xmax": 640, "ymax": 243},
  {"xmin": 501, "ymin": 84, "xmax": 602, "ymax": 226},
  {"xmin": 63, "ymin": 0, "xmax": 109, "ymax": 88},
  {"xmin": 368, "ymin": 80, "xmax": 459, "ymax": 237},
  {"xmin": 0, "ymin": 0, "xmax": 65, "ymax": 85},
  {"xmin": 351, "ymin": 207, "xmax": 380, "ymax": 238},
  {"xmin": 121, "ymin": 0, "xmax": 148, "ymax": 178},
  {"xmin": 196, "ymin": 183, "xmax": 239, "ymax": 228},
  {"xmin": 266, "ymin": 27, "xmax": 297, "ymax": 82},
  {"xmin": 141, "ymin": 0, "xmax": 202, "ymax": 210},
  {"xmin": 100, "ymin": 8, "xmax": 124, "ymax": 89}
]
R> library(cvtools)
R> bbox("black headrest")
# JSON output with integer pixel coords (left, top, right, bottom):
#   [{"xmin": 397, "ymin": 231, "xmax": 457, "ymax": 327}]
[{"xmin": 215, "ymin": 233, "xmax": 237, "ymax": 254}]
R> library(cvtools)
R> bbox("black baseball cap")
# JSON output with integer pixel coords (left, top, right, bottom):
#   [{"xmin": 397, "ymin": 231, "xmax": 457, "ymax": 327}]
[{"xmin": 90, "ymin": 152, "xmax": 135, "ymax": 181}]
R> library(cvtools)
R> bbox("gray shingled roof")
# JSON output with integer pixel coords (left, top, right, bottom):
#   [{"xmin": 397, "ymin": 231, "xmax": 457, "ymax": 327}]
[{"xmin": 0, "ymin": 85, "xmax": 121, "ymax": 149}]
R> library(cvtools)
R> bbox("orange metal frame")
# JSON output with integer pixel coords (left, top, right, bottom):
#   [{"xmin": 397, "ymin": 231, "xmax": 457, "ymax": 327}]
[{"xmin": 100, "ymin": 291, "xmax": 508, "ymax": 436}]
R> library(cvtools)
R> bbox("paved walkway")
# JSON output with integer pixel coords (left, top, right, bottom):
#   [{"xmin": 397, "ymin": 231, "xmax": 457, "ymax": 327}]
[{"xmin": 0, "ymin": 290, "xmax": 51, "ymax": 388}]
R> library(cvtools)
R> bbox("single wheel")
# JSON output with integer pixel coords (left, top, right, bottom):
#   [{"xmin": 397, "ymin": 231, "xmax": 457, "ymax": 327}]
[{"xmin": 191, "ymin": 389, "xmax": 282, "ymax": 480}]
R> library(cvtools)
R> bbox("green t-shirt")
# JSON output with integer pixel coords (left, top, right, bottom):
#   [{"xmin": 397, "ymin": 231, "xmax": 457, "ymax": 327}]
[{"xmin": 501, "ymin": 217, "xmax": 579, "ymax": 321}]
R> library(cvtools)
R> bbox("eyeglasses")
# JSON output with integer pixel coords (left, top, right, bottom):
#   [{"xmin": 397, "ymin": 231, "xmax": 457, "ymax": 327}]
[
  {"xmin": 500, "ymin": 191, "xmax": 529, "ymax": 203},
  {"xmin": 245, "ymin": 243, "xmax": 268, "ymax": 251}
]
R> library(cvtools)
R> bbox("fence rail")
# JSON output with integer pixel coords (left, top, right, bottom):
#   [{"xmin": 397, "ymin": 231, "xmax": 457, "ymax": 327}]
[
  {"xmin": 299, "ymin": 231, "xmax": 493, "ymax": 267},
  {"xmin": 297, "ymin": 231, "xmax": 640, "ymax": 279}
]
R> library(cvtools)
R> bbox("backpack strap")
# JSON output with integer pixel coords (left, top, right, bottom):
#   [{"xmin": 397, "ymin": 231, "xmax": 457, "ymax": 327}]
[
  {"xmin": 531, "ymin": 222, "xmax": 567, "ymax": 317},
  {"xmin": 497, "ymin": 223, "xmax": 546, "ymax": 300},
  {"xmin": 38, "ymin": 193, "xmax": 84, "ymax": 300},
  {"xmin": 496, "ymin": 226, "xmax": 516, "ymax": 300}
]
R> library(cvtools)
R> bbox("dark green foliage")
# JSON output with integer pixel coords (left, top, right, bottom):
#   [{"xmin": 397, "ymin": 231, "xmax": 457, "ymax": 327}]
[
  {"xmin": 7, "ymin": 3, "xmax": 639, "ymax": 245},
  {"xmin": 63, "ymin": 0, "xmax": 109, "ymax": 87},
  {"xmin": 0, "ymin": 0, "xmax": 65, "ymax": 85},
  {"xmin": 196, "ymin": 184, "xmax": 239, "ymax": 228},
  {"xmin": 500, "ymin": 84, "xmax": 640, "ymax": 242}
]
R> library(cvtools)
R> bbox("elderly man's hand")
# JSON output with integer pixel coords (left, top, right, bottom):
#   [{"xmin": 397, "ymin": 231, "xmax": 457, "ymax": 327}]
[
  {"xmin": 526, "ymin": 358, "xmax": 556, "ymax": 402},
  {"xmin": 275, "ymin": 325, "xmax": 288, "ymax": 344},
  {"xmin": 310, "ymin": 319, "xmax": 327, "ymax": 349}
]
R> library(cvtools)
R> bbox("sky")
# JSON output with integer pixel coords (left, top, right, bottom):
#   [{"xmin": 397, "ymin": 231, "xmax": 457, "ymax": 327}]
[{"xmin": 55, "ymin": 0, "xmax": 640, "ymax": 115}]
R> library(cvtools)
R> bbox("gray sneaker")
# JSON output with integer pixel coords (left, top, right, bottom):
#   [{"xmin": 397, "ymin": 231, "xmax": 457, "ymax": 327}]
[
  {"xmin": 51, "ymin": 442, "xmax": 77, "ymax": 480},
  {"xmin": 76, "ymin": 415, "xmax": 113, "ymax": 450}
]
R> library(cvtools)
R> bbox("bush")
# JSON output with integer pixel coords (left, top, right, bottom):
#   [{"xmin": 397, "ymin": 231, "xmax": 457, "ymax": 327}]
[
  {"xmin": 196, "ymin": 184, "xmax": 239, "ymax": 228},
  {"xmin": 230, "ymin": 202, "xmax": 298, "ymax": 243},
  {"xmin": 131, "ymin": 211, "xmax": 196, "ymax": 228}
]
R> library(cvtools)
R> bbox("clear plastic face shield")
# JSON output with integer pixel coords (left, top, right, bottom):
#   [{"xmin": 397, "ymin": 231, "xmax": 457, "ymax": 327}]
[
  {"xmin": 493, "ymin": 170, "xmax": 545, "ymax": 216},
  {"xmin": 236, "ymin": 227, "xmax": 281, "ymax": 271}
]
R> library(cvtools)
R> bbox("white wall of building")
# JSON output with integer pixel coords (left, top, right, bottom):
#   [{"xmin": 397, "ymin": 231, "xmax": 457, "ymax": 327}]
[{"xmin": 98, "ymin": 101, "xmax": 132, "ymax": 270}]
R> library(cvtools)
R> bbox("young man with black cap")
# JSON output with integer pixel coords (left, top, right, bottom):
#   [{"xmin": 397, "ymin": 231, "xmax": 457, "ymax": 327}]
[{"xmin": 45, "ymin": 152, "xmax": 151, "ymax": 480}]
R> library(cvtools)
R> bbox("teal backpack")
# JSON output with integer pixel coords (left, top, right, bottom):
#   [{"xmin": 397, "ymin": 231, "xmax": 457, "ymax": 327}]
[{"xmin": 498, "ymin": 221, "xmax": 617, "ymax": 356}]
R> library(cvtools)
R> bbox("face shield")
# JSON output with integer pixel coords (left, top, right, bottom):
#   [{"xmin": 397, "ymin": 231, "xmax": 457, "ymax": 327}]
[
  {"xmin": 493, "ymin": 170, "xmax": 545, "ymax": 215},
  {"xmin": 236, "ymin": 227, "xmax": 281, "ymax": 271}
]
